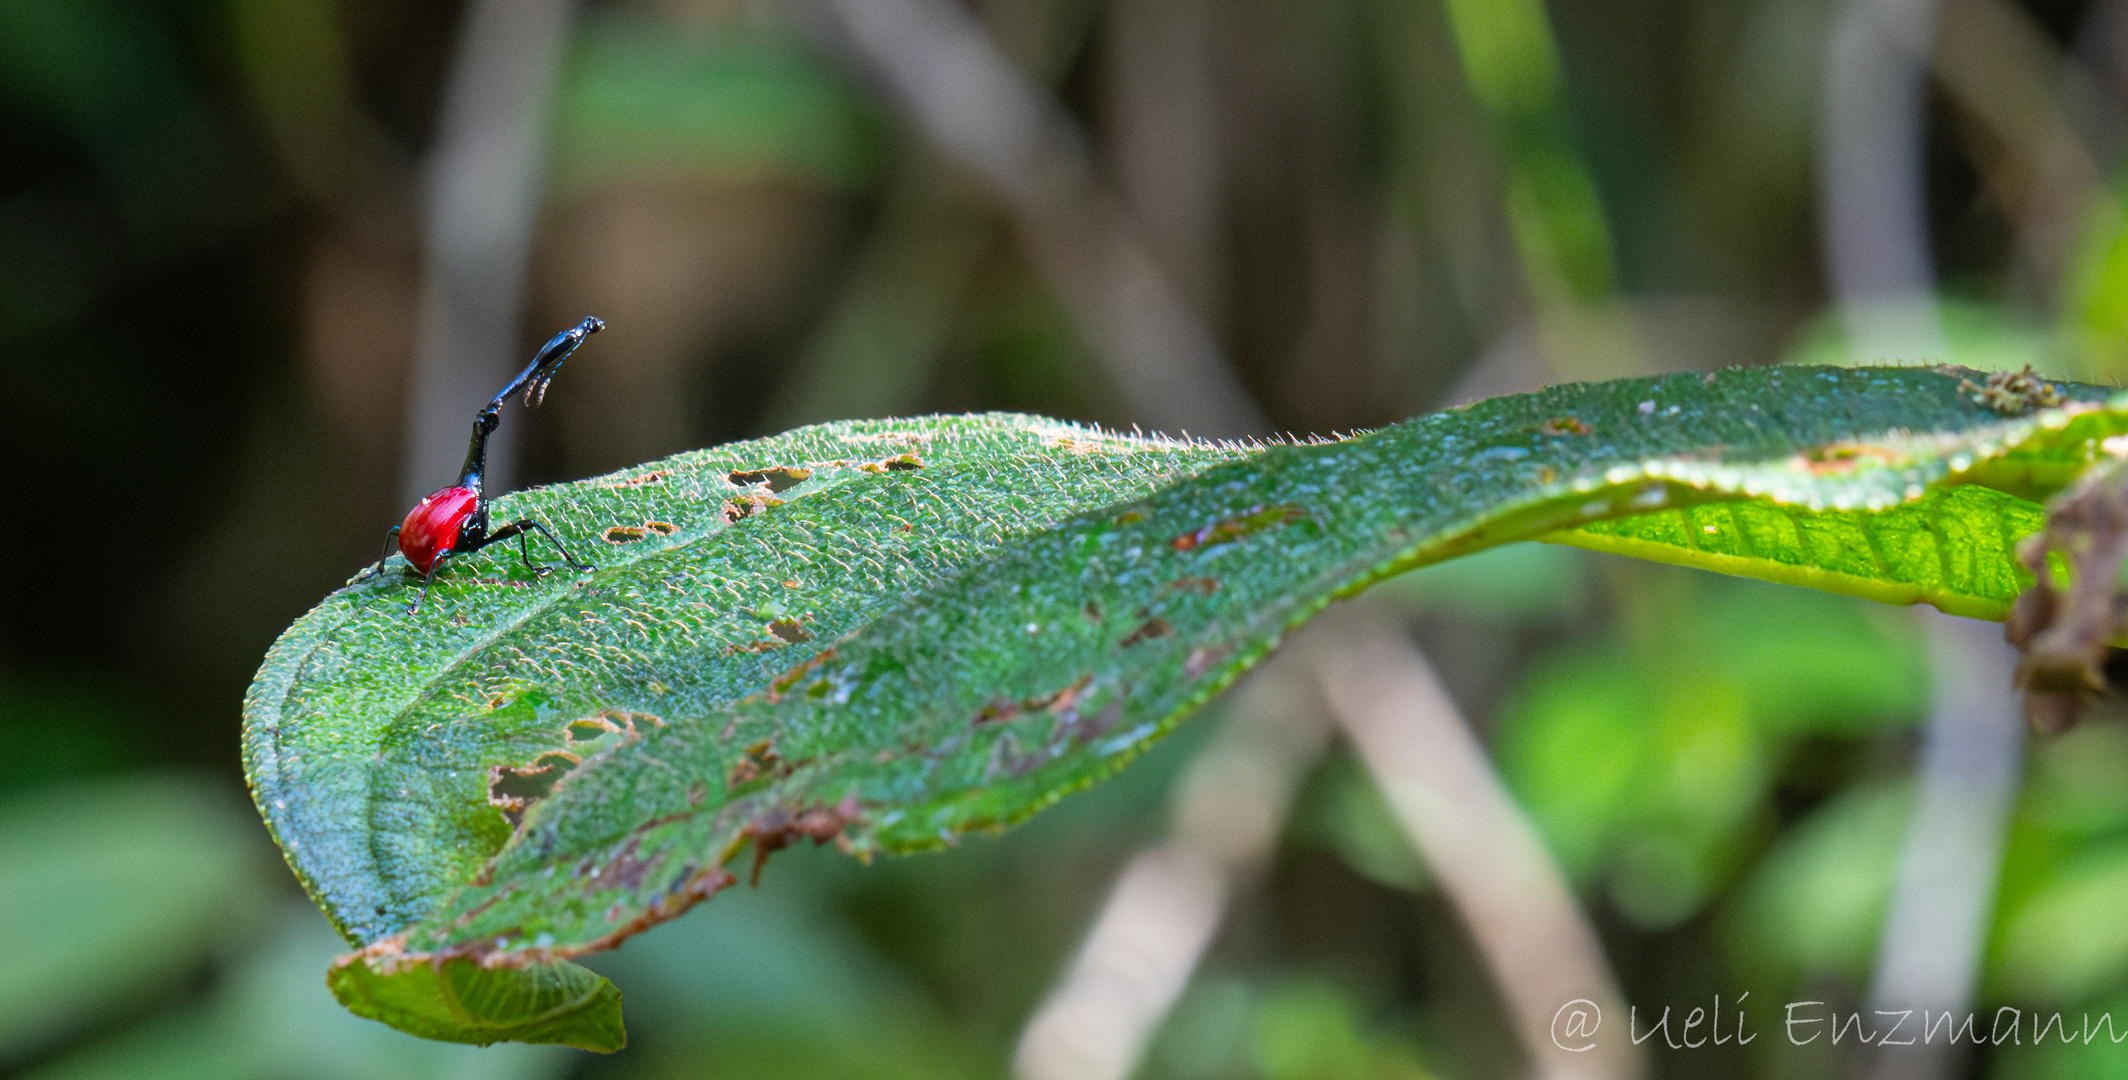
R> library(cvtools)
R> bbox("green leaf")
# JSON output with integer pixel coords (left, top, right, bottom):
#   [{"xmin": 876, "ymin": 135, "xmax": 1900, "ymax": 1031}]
[
  {"xmin": 245, "ymin": 367, "xmax": 2128, "ymax": 1045},
  {"xmin": 326, "ymin": 957, "xmax": 623, "ymax": 1053}
]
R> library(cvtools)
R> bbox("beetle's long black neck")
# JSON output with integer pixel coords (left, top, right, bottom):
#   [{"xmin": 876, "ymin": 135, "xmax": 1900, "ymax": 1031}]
[
  {"xmin": 451, "ymin": 317, "xmax": 604, "ymax": 492},
  {"xmin": 456, "ymin": 411, "xmax": 503, "ymax": 493}
]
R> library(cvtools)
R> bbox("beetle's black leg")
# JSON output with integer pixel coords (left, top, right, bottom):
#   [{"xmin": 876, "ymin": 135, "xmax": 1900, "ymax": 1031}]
[
  {"xmin": 474, "ymin": 521, "xmax": 550, "ymax": 576},
  {"xmin": 472, "ymin": 519, "xmax": 595, "ymax": 575},
  {"xmin": 355, "ymin": 526, "xmax": 402, "ymax": 582},
  {"xmin": 409, "ymin": 564, "xmax": 439, "ymax": 613},
  {"xmin": 525, "ymin": 519, "xmax": 596, "ymax": 572}
]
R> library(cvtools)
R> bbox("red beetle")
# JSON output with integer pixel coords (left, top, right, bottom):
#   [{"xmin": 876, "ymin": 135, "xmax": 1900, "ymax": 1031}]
[{"xmin": 366, "ymin": 318, "xmax": 602, "ymax": 611}]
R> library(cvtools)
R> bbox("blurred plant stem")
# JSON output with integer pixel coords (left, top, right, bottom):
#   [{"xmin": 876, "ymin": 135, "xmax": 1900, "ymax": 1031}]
[
  {"xmin": 1819, "ymin": 0, "xmax": 1947, "ymax": 365},
  {"xmin": 1437, "ymin": 0, "xmax": 1644, "ymax": 383},
  {"xmin": 1013, "ymin": 654, "xmax": 1329, "ymax": 1080},
  {"xmin": 810, "ymin": 0, "xmax": 1269, "ymax": 438},
  {"xmin": 1820, "ymin": 8, "xmax": 2024, "ymax": 1072},
  {"xmin": 1307, "ymin": 603, "xmax": 1640, "ymax": 1080},
  {"xmin": 1859, "ymin": 614, "xmax": 2024, "ymax": 1080},
  {"xmin": 1099, "ymin": 0, "xmax": 1220, "ymax": 317},
  {"xmin": 400, "ymin": 0, "xmax": 579, "ymax": 505}
]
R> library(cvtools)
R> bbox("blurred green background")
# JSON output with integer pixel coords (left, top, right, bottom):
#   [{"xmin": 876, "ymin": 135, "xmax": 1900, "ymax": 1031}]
[{"xmin": 8, "ymin": 0, "xmax": 2128, "ymax": 1077}]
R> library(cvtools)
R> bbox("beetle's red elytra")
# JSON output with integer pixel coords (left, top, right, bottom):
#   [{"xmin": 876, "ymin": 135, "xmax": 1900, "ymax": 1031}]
[{"xmin": 397, "ymin": 486, "xmax": 479, "ymax": 575}]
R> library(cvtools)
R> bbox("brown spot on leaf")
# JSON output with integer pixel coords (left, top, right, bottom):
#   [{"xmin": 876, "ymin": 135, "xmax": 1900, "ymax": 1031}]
[
  {"xmin": 768, "ymin": 618, "xmax": 812, "ymax": 643},
  {"xmin": 1115, "ymin": 509, "xmax": 1147, "ymax": 525},
  {"xmin": 768, "ymin": 648, "xmax": 837, "ymax": 702},
  {"xmin": 1166, "ymin": 577, "xmax": 1220, "ymax": 596},
  {"xmin": 728, "ymin": 740, "xmax": 785, "ymax": 788},
  {"xmin": 1055, "ymin": 697, "xmax": 1125, "ymax": 746},
  {"xmin": 1120, "ymin": 617, "xmax": 1173, "ymax": 647},
  {"xmin": 1172, "ymin": 504, "xmax": 1308, "ymax": 552},
  {"xmin": 563, "ymin": 710, "xmax": 662, "ymax": 742},
  {"xmin": 1027, "ymin": 674, "xmax": 1094, "ymax": 714},
  {"xmin": 974, "ymin": 700, "xmax": 1021, "ymax": 725},
  {"xmin": 729, "ymin": 466, "xmax": 814, "ymax": 492},
  {"xmin": 605, "ymin": 521, "xmax": 677, "ymax": 544},
  {"xmin": 975, "ymin": 675, "xmax": 1095, "ymax": 727},
  {"xmin": 723, "ymin": 637, "xmax": 784, "ymax": 655},
  {"xmin": 741, "ymin": 793, "xmax": 862, "ymax": 885},
  {"xmin": 1538, "ymin": 416, "xmax": 1594, "ymax": 436}
]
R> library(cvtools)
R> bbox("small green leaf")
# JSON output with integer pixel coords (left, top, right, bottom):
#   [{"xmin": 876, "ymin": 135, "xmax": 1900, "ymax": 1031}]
[
  {"xmin": 327, "ymin": 957, "xmax": 623, "ymax": 1052},
  {"xmin": 245, "ymin": 367, "xmax": 2128, "ymax": 1044}
]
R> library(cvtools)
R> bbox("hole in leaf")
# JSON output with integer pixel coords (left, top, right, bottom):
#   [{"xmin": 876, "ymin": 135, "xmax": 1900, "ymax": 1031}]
[
  {"xmin": 859, "ymin": 452, "xmax": 925, "ymax": 473},
  {"xmin": 488, "ymin": 752, "xmax": 582, "ymax": 825},
  {"xmin": 724, "ymin": 495, "xmax": 783, "ymax": 523},
  {"xmin": 729, "ymin": 466, "xmax": 813, "ymax": 492},
  {"xmin": 600, "ymin": 468, "xmax": 671, "ymax": 488}
]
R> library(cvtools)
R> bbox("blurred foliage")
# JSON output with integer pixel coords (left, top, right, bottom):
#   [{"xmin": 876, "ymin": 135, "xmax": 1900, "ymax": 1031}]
[
  {"xmin": 13, "ymin": 0, "xmax": 2128, "ymax": 1075},
  {"xmin": 1498, "ymin": 574, "xmax": 1929, "ymax": 927},
  {"xmin": 552, "ymin": 15, "xmax": 886, "ymax": 196}
]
